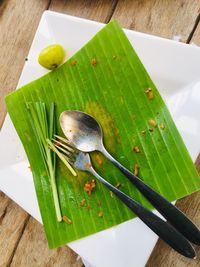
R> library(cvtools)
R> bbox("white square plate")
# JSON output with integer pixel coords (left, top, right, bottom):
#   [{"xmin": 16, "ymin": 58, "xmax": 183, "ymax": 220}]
[{"xmin": 1, "ymin": 11, "xmax": 200, "ymax": 267}]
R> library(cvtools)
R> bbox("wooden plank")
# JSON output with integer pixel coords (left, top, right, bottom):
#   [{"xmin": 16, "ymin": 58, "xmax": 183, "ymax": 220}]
[
  {"xmin": 10, "ymin": 217, "xmax": 83, "ymax": 267},
  {"xmin": 113, "ymin": 0, "xmax": 200, "ymax": 42},
  {"xmin": 190, "ymin": 22, "xmax": 200, "ymax": 45},
  {"xmin": 0, "ymin": 0, "xmax": 50, "ymax": 127},
  {"xmin": 49, "ymin": 0, "xmax": 118, "ymax": 22},
  {"xmin": 0, "ymin": 192, "xmax": 29, "ymax": 267}
]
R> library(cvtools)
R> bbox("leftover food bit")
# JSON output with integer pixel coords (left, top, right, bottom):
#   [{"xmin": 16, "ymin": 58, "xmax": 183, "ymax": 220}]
[
  {"xmin": 70, "ymin": 59, "xmax": 77, "ymax": 66},
  {"xmin": 91, "ymin": 58, "xmax": 97, "ymax": 66},
  {"xmin": 38, "ymin": 44, "xmax": 65, "ymax": 70},
  {"xmin": 133, "ymin": 146, "xmax": 140, "ymax": 153},
  {"xmin": 28, "ymin": 165, "xmax": 32, "ymax": 171},
  {"xmin": 145, "ymin": 88, "xmax": 154, "ymax": 100},
  {"xmin": 80, "ymin": 199, "xmax": 86, "ymax": 207},
  {"xmin": 84, "ymin": 179, "xmax": 96, "ymax": 195},
  {"xmin": 95, "ymin": 154, "xmax": 103, "ymax": 165},
  {"xmin": 115, "ymin": 182, "xmax": 122, "ymax": 189},
  {"xmin": 98, "ymin": 211, "xmax": 104, "ymax": 218},
  {"xmin": 149, "ymin": 128, "xmax": 154, "ymax": 132},
  {"xmin": 160, "ymin": 122, "xmax": 165, "ymax": 129},
  {"xmin": 84, "ymin": 162, "xmax": 92, "ymax": 169},
  {"xmin": 133, "ymin": 163, "xmax": 140, "ymax": 176},
  {"xmin": 62, "ymin": 215, "xmax": 72, "ymax": 224},
  {"xmin": 148, "ymin": 119, "xmax": 157, "ymax": 128}
]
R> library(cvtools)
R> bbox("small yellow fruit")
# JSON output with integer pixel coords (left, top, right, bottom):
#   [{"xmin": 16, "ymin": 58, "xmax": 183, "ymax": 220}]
[{"xmin": 38, "ymin": 44, "xmax": 65, "ymax": 70}]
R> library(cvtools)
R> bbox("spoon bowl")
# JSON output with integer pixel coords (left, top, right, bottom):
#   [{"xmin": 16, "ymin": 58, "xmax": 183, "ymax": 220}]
[{"xmin": 60, "ymin": 110, "xmax": 103, "ymax": 152}]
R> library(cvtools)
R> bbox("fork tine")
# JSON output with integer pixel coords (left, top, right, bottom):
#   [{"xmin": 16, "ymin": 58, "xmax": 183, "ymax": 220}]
[
  {"xmin": 52, "ymin": 138, "xmax": 75, "ymax": 153},
  {"xmin": 53, "ymin": 135, "xmax": 79, "ymax": 153},
  {"xmin": 54, "ymin": 135, "xmax": 71, "ymax": 145},
  {"xmin": 54, "ymin": 144, "xmax": 76, "ymax": 161}
]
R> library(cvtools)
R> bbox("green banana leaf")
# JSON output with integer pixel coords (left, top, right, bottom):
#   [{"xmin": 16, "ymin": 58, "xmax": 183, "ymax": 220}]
[{"xmin": 5, "ymin": 20, "xmax": 200, "ymax": 249}]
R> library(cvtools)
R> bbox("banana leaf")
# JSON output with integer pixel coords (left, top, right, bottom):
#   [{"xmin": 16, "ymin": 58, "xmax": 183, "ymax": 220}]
[{"xmin": 5, "ymin": 20, "xmax": 200, "ymax": 248}]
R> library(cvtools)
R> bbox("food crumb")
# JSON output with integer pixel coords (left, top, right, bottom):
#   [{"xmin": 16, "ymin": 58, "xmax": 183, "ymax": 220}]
[
  {"xmin": 98, "ymin": 211, "xmax": 104, "ymax": 217},
  {"xmin": 145, "ymin": 88, "xmax": 154, "ymax": 100},
  {"xmin": 84, "ymin": 179, "xmax": 96, "ymax": 195},
  {"xmin": 115, "ymin": 182, "xmax": 122, "ymax": 189},
  {"xmin": 70, "ymin": 60, "xmax": 77, "ymax": 65},
  {"xmin": 80, "ymin": 199, "xmax": 86, "ymax": 207},
  {"xmin": 110, "ymin": 191, "xmax": 114, "ymax": 198},
  {"xmin": 63, "ymin": 215, "xmax": 72, "ymax": 224},
  {"xmin": 133, "ymin": 146, "xmax": 140, "ymax": 153},
  {"xmin": 95, "ymin": 154, "xmax": 103, "ymax": 165},
  {"xmin": 84, "ymin": 163, "xmax": 92, "ymax": 169},
  {"xmin": 91, "ymin": 58, "xmax": 97, "ymax": 66},
  {"xmin": 133, "ymin": 164, "xmax": 140, "ymax": 176},
  {"xmin": 160, "ymin": 122, "xmax": 165, "ymax": 129},
  {"xmin": 148, "ymin": 119, "xmax": 157, "ymax": 128},
  {"xmin": 28, "ymin": 165, "xmax": 32, "ymax": 171},
  {"xmin": 25, "ymin": 58, "xmax": 28, "ymax": 61}
]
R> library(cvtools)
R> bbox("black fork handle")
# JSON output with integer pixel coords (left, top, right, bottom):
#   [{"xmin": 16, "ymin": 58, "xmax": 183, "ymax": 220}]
[
  {"xmin": 101, "ymin": 147, "xmax": 200, "ymax": 245},
  {"xmin": 89, "ymin": 167, "xmax": 196, "ymax": 259}
]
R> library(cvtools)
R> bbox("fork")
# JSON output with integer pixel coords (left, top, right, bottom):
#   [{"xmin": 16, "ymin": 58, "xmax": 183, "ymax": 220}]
[{"xmin": 53, "ymin": 135, "xmax": 196, "ymax": 258}]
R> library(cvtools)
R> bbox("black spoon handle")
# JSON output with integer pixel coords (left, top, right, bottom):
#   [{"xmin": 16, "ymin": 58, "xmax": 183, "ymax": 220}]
[
  {"xmin": 101, "ymin": 147, "xmax": 200, "ymax": 245},
  {"xmin": 89, "ymin": 167, "xmax": 196, "ymax": 259}
]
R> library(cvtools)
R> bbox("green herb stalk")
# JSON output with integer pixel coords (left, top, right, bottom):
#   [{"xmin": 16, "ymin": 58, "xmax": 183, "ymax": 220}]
[{"xmin": 27, "ymin": 102, "xmax": 62, "ymax": 222}]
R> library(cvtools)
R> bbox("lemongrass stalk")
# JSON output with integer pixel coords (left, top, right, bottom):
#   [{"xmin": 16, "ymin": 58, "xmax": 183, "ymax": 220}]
[
  {"xmin": 28, "ymin": 102, "xmax": 62, "ymax": 222},
  {"xmin": 46, "ymin": 148, "xmax": 62, "ymax": 222}
]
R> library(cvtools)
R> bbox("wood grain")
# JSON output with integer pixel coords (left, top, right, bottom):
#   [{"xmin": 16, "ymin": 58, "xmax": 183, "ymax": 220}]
[
  {"xmin": 190, "ymin": 19, "xmax": 200, "ymax": 45},
  {"xmin": 0, "ymin": 0, "xmax": 50, "ymax": 127},
  {"xmin": 10, "ymin": 217, "xmax": 83, "ymax": 267},
  {"xmin": 113, "ymin": 0, "xmax": 200, "ymax": 42},
  {"xmin": 49, "ymin": 0, "xmax": 118, "ymax": 23},
  {"xmin": 0, "ymin": 192, "xmax": 29, "ymax": 267}
]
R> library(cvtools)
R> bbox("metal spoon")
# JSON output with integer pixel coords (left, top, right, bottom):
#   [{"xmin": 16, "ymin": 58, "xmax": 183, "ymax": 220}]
[{"xmin": 60, "ymin": 110, "xmax": 200, "ymax": 245}]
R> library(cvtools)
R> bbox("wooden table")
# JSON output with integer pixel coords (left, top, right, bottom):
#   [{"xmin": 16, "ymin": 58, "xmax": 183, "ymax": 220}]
[{"xmin": 1, "ymin": 1, "xmax": 200, "ymax": 266}]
